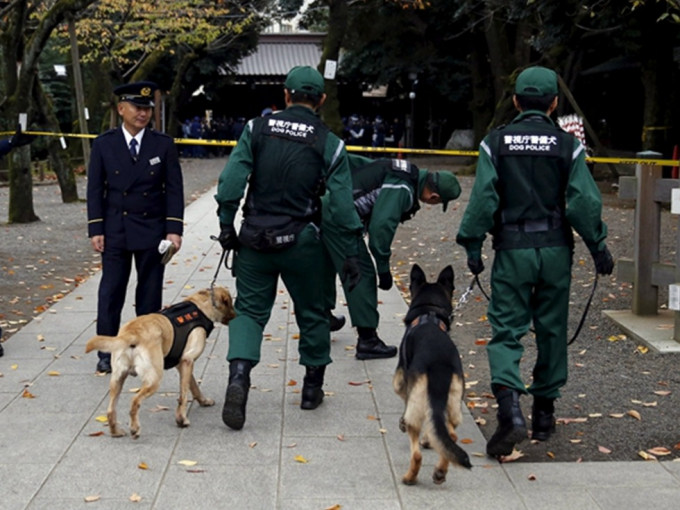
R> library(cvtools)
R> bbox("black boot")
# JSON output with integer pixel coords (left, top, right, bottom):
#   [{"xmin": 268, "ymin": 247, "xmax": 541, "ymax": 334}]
[
  {"xmin": 222, "ymin": 359, "xmax": 252, "ymax": 430},
  {"xmin": 301, "ymin": 365, "xmax": 326, "ymax": 410},
  {"xmin": 531, "ymin": 396, "xmax": 556, "ymax": 441},
  {"xmin": 355, "ymin": 328, "xmax": 397, "ymax": 360},
  {"xmin": 328, "ymin": 311, "xmax": 346, "ymax": 332},
  {"xmin": 486, "ymin": 387, "xmax": 527, "ymax": 458},
  {"xmin": 96, "ymin": 351, "xmax": 111, "ymax": 374}
]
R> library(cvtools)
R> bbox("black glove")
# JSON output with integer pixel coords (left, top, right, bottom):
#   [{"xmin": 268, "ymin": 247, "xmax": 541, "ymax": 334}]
[
  {"xmin": 592, "ymin": 245, "xmax": 614, "ymax": 275},
  {"xmin": 341, "ymin": 256, "xmax": 362, "ymax": 292},
  {"xmin": 9, "ymin": 124, "xmax": 34, "ymax": 148},
  {"xmin": 467, "ymin": 256, "xmax": 485, "ymax": 275},
  {"xmin": 378, "ymin": 271, "xmax": 393, "ymax": 291},
  {"xmin": 217, "ymin": 224, "xmax": 239, "ymax": 251}
]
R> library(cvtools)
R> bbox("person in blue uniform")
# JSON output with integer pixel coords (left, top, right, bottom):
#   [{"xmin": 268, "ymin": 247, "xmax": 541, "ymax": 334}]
[
  {"xmin": 0, "ymin": 124, "xmax": 35, "ymax": 357},
  {"xmin": 86, "ymin": 81, "xmax": 184, "ymax": 373}
]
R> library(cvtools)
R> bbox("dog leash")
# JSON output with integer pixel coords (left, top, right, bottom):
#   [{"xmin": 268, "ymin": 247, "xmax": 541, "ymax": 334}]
[
  {"xmin": 208, "ymin": 235, "xmax": 232, "ymax": 307},
  {"xmin": 454, "ymin": 273, "xmax": 597, "ymax": 345}
]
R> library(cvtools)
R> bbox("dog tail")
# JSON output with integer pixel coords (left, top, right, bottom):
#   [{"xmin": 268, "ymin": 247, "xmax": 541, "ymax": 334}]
[
  {"xmin": 429, "ymin": 374, "xmax": 472, "ymax": 470},
  {"xmin": 85, "ymin": 335, "xmax": 122, "ymax": 354}
]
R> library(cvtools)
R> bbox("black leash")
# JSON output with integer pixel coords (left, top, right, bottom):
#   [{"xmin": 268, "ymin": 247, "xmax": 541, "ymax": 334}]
[
  {"xmin": 457, "ymin": 273, "xmax": 598, "ymax": 345},
  {"xmin": 208, "ymin": 235, "xmax": 232, "ymax": 307}
]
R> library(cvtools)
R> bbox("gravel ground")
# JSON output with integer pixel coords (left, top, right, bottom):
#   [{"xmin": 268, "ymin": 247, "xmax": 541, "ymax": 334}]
[{"xmin": 2, "ymin": 155, "xmax": 680, "ymax": 464}]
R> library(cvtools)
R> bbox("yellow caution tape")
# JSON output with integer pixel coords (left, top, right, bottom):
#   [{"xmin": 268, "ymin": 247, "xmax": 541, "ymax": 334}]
[{"xmin": 2, "ymin": 130, "xmax": 678, "ymax": 167}]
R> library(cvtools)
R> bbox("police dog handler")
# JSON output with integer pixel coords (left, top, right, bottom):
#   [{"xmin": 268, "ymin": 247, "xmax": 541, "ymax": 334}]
[
  {"xmin": 87, "ymin": 81, "xmax": 184, "ymax": 374},
  {"xmin": 323, "ymin": 155, "xmax": 461, "ymax": 360},
  {"xmin": 215, "ymin": 66, "xmax": 363, "ymax": 430},
  {"xmin": 456, "ymin": 66, "xmax": 613, "ymax": 459}
]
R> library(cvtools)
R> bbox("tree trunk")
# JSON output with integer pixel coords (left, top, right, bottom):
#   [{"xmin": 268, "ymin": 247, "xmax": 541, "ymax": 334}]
[
  {"xmin": 167, "ymin": 51, "xmax": 200, "ymax": 138},
  {"xmin": 7, "ymin": 147, "xmax": 39, "ymax": 223},
  {"xmin": 33, "ymin": 79, "xmax": 79, "ymax": 203},
  {"xmin": 318, "ymin": 0, "xmax": 349, "ymax": 136}
]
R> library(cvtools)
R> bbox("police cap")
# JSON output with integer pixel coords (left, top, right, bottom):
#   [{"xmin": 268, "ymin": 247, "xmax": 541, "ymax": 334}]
[
  {"xmin": 114, "ymin": 81, "xmax": 158, "ymax": 107},
  {"xmin": 514, "ymin": 66, "xmax": 558, "ymax": 97},
  {"xmin": 284, "ymin": 66, "xmax": 325, "ymax": 96}
]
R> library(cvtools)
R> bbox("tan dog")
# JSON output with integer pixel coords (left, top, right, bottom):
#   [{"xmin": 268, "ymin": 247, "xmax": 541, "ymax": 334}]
[
  {"xmin": 85, "ymin": 287, "xmax": 235, "ymax": 438},
  {"xmin": 393, "ymin": 265, "xmax": 471, "ymax": 485}
]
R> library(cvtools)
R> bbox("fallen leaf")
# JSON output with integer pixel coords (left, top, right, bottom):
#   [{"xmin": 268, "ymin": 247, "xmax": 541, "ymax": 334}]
[
  {"xmin": 627, "ymin": 409, "xmax": 642, "ymax": 420},
  {"xmin": 528, "ymin": 473, "xmax": 537, "ymax": 480},
  {"xmin": 286, "ymin": 442, "xmax": 297, "ymax": 448},
  {"xmin": 47, "ymin": 371, "xmax": 60, "ymax": 376},
  {"xmin": 84, "ymin": 495, "xmax": 101, "ymax": 503},
  {"xmin": 546, "ymin": 451, "xmax": 555, "ymax": 459},
  {"xmin": 88, "ymin": 431, "xmax": 105, "ymax": 437},
  {"xmin": 138, "ymin": 462, "xmax": 149, "ymax": 470},
  {"xmin": 461, "ymin": 438, "xmax": 474, "ymax": 444},
  {"xmin": 598, "ymin": 445, "xmax": 611, "ymax": 454},
  {"xmin": 37, "ymin": 334, "xmax": 45, "ymax": 342},
  {"xmin": 635, "ymin": 345, "xmax": 649, "ymax": 354},
  {"xmin": 638, "ymin": 450, "xmax": 657, "ymax": 461},
  {"xmin": 647, "ymin": 447, "xmax": 671, "ymax": 456},
  {"xmin": 474, "ymin": 339, "xmax": 488, "ymax": 346},
  {"xmin": 150, "ymin": 405, "xmax": 170, "ymax": 413},
  {"xmin": 129, "ymin": 493, "xmax": 142, "ymax": 502},
  {"xmin": 499, "ymin": 449, "xmax": 524, "ymax": 463},
  {"xmin": 337, "ymin": 434, "xmax": 345, "ymax": 441},
  {"xmin": 609, "ymin": 413, "xmax": 625, "ymax": 418},
  {"xmin": 588, "ymin": 413, "xmax": 602, "ymax": 418},
  {"xmin": 324, "ymin": 505, "xmax": 342, "ymax": 510},
  {"xmin": 653, "ymin": 390, "xmax": 671, "ymax": 396},
  {"xmin": 367, "ymin": 415, "xmax": 377, "ymax": 421},
  {"xmin": 22, "ymin": 389, "xmax": 35, "ymax": 398},
  {"xmin": 569, "ymin": 439, "xmax": 582, "ymax": 444},
  {"xmin": 177, "ymin": 460, "xmax": 197, "ymax": 466},
  {"xmin": 287, "ymin": 379, "xmax": 297, "ymax": 386},
  {"xmin": 642, "ymin": 401, "xmax": 657, "ymax": 407},
  {"xmin": 95, "ymin": 415, "xmax": 108, "ymax": 423},
  {"xmin": 294, "ymin": 455, "xmax": 308, "ymax": 464},
  {"xmin": 348, "ymin": 380, "xmax": 370, "ymax": 386}
]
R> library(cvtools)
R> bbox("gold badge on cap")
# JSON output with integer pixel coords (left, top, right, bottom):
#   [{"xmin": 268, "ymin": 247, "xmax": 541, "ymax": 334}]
[{"xmin": 141, "ymin": 87, "xmax": 151, "ymax": 97}]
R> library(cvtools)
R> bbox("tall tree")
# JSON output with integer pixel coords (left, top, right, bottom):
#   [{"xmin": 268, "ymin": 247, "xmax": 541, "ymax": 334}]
[{"xmin": 1, "ymin": 0, "xmax": 98, "ymax": 223}]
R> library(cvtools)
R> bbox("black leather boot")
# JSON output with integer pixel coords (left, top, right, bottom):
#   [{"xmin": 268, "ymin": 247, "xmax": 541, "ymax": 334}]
[
  {"xmin": 301, "ymin": 365, "xmax": 326, "ymax": 410},
  {"xmin": 328, "ymin": 312, "xmax": 346, "ymax": 332},
  {"xmin": 486, "ymin": 387, "xmax": 527, "ymax": 458},
  {"xmin": 355, "ymin": 328, "xmax": 397, "ymax": 360},
  {"xmin": 531, "ymin": 396, "xmax": 556, "ymax": 441},
  {"xmin": 222, "ymin": 359, "xmax": 252, "ymax": 430}
]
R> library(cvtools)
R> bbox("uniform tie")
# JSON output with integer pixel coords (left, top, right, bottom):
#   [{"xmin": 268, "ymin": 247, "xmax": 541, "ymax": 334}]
[{"xmin": 129, "ymin": 138, "xmax": 138, "ymax": 160}]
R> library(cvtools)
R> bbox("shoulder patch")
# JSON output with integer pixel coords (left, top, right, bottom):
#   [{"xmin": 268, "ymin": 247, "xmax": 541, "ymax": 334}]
[{"xmin": 498, "ymin": 131, "xmax": 561, "ymax": 156}]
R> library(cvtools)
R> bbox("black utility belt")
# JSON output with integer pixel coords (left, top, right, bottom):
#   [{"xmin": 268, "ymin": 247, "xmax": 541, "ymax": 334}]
[
  {"xmin": 502, "ymin": 217, "xmax": 561, "ymax": 233},
  {"xmin": 239, "ymin": 215, "xmax": 310, "ymax": 252}
]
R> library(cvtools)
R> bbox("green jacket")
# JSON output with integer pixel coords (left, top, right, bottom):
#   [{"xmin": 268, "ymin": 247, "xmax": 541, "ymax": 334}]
[
  {"xmin": 215, "ymin": 105, "xmax": 362, "ymax": 254},
  {"xmin": 457, "ymin": 110, "xmax": 608, "ymax": 258}
]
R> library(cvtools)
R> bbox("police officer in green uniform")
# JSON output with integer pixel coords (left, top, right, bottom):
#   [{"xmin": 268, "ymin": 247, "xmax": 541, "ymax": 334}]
[
  {"xmin": 215, "ymin": 66, "xmax": 363, "ymax": 430},
  {"xmin": 323, "ymin": 154, "xmax": 461, "ymax": 359},
  {"xmin": 456, "ymin": 66, "xmax": 614, "ymax": 458},
  {"xmin": 87, "ymin": 81, "xmax": 184, "ymax": 373}
]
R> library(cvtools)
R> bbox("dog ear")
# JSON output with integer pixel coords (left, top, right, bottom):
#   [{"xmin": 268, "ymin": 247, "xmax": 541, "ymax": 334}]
[
  {"xmin": 410, "ymin": 264, "xmax": 426, "ymax": 295},
  {"xmin": 437, "ymin": 265, "xmax": 455, "ymax": 294}
]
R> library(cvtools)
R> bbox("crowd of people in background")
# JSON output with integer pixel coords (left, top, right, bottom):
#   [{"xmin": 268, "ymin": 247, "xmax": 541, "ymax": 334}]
[{"xmin": 177, "ymin": 111, "xmax": 405, "ymax": 159}]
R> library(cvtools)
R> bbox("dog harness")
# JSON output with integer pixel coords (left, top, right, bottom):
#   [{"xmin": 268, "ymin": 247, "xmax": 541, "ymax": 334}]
[
  {"xmin": 160, "ymin": 301, "xmax": 214, "ymax": 369},
  {"xmin": 399, "ymin": 310, "xmax": 450, "ymax": 371}
]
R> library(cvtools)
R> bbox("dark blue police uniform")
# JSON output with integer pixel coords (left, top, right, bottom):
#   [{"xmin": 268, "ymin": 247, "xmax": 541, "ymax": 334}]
[{"xmin": 86, "ymin": 82, "xmax": 184, "ymax": 371}]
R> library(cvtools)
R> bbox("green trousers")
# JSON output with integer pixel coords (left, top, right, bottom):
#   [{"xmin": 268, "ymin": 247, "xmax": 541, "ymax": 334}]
[
  {"xmin": 227, "ymin": 224, "xmax": 331, "ymax": 367},
  {"xmin": 321, "ymin": 220, "xmax": 379, "ymax": 329},
  {"xmin": 486, "ymin": 246, "xmax": 572, "ymax": 399}
]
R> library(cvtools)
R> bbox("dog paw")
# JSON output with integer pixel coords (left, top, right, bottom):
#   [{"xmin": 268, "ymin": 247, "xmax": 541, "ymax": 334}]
[
  {"xmin": 110, "ymin": 426, "xmax": 127, "ymax": 438},
  {"xmin": 402, "ymin": 476, "xmax": 417, "ymax": 486},
  {"xmin": 198, "ymin": 397, "xmax": 215, "ymax": 407},
  {"xmin": 176, "ymin": 416, "xmax": 190, "ymax": 428},
  {"xmin": 130, "ymin": 429, "xmax": 140, "ymax": 439},
  {"xmin": 433, "ymin": 469, "xmax": 446, "ymax": 485},
  {"xmin": 399, "ymin": 416, "xmax": 406, "ymax": 433}
]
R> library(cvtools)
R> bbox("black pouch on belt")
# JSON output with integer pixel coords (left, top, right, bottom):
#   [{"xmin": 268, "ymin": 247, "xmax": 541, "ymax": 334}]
[{"xmin": 238, "ymin": 215, "xmax": 307, "ymax": 252}]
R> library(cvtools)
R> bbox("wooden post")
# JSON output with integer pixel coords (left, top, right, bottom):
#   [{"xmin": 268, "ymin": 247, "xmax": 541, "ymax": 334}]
[{"xmin": 632, "ymin": 164, "xmax": 662, "ymax": 315}]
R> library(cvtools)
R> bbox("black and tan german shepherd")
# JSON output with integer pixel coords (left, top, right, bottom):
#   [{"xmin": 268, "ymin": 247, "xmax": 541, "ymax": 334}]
[{"xmin": 393, "ymin": 264, "xmax": 472, "ymax": 485}]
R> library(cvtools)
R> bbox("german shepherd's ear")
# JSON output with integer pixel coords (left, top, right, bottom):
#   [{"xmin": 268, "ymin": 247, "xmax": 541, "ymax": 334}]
[
  {"xmin": 410, "ymin": 264, "xmax": 427, "ymax": 297},
  {"xmin": 437, "ymin": 265, "xmax": 455, "ymax": 295}
]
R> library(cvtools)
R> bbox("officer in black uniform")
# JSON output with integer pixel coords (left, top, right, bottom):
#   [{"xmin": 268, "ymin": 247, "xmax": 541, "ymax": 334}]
[{"xmin": 87, "ymin": 81, "xmax": 184, "ymax": 373}]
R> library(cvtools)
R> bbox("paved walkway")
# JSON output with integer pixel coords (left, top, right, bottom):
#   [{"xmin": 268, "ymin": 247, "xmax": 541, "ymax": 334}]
[{"xmin": 2, "ymin": 187, "xmax": 679, "ymax": 510}]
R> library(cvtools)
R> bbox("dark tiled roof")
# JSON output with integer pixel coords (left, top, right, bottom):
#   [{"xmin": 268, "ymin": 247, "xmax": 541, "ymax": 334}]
[{"xmin": 235, "ymin": 33, "xmax": 324, "ymax": 77}]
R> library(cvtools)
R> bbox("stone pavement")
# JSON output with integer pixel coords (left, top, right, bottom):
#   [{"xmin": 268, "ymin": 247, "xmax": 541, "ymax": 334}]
[{"xmin": 2, "ymin": 187, "xmax": 680, "ymax": 510}]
